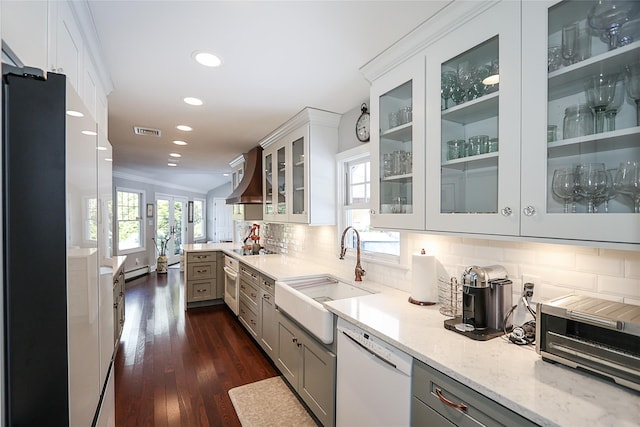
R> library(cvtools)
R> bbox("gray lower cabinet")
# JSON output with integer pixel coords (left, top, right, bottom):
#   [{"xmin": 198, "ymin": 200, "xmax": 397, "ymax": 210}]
[
  {"xmin": 412, "ymin": 359, "xmax": 538, "ymax": 427},
  {"xmin": 277, "ymin": 311, "xmax": 336, "ymax": 427},
  {"xmin": 184, "ymin": 251, "xmax": 223, "ymax": 309},
  {"xmin": 259, "ymin": 275, "xmax": 277, "ymax": 360}
]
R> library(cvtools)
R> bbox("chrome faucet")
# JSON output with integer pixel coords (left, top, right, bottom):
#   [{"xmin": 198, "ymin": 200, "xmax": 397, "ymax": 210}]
[{"xmin": 339, "ymin": 226, "xmax": 366, "ymax": 282}]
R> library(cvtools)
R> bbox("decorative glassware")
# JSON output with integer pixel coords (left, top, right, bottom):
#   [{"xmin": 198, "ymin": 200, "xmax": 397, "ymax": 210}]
[
  {"xmin": 604, "ymin": 78, "xmax": 626, "ymax": 132},
  {"xmin": 563, "ymin": 104, "xmax": 594, "ymax": 139},
  {"xmin": 588, "ymin": 0, "xmax": 640, "ymax": 50},
  {"xmin": 585, "ymin": 73, "xmax": 619, "ymax": 134},
  {"xmin": 593, "ymin": 169, "xmax": 618, "ymax": 213},
  {"xmin": 625, "ymin": 61, "xmax": 640, "ymax": 126},
  {"xmin": 548, "ymin": 46, "xmax": 562, "ymax": 72},
  {"xmin": 552, "ymin": 168, "xmax": 579, "ymax": 213},
  {"xmin": 441, "ymin": 70, "xmax": 457, "ymax": 110},
  {"xmin": 576, "ymin": 163, "xmax": 609, "ymax": 213},
  {"xmin": 615, "ymin": 161, "xmax": 640, "ymax": 213},
  {"xmin": 561, "ymin": 24, "xmax": 578, "ymax": 65}
]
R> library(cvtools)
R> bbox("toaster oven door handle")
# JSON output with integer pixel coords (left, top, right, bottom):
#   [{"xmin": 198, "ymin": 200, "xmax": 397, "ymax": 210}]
[{"xmin": 568, "ymin": 311, "xmax": 623, "ymax": 331}]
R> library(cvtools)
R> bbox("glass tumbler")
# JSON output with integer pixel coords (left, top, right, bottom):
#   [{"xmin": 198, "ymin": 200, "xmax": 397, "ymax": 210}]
[
  {"xmin": 447, "ymin": 139, "xmax": 465, "ymax": 160},
  {"xmin": 488, "ymin": 138, "xmax": 499, "ymax": 152},
  {"xmin": 563, "ymin": 104, "xmax": 594, "ymax": 139},
  {"xmin": 468, "ymin": 135, "xmax": 489, "ymax": 156}
]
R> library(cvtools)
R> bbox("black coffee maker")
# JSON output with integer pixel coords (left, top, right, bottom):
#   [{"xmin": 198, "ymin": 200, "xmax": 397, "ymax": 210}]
[{"xmin": 461, "ymin": 265, "xmax": 510, "ymax": 331}]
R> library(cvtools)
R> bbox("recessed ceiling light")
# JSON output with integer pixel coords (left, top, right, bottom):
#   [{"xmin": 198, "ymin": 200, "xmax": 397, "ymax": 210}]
[
  {"xmin": 169, "ymin": 153, "xmax": 182, "ymax": 158},
  {"xmin": 193, "ymin": 51, "xmax": 222, "ymax": 68},
  {"xmin": 173, "ymin": 140, "xmax": 188, "ymax": 146},
  {"xmin": 82, "ymin": 130, "xmax": 97, "ymax": 136},
  {"xmin": 168, "ymin": 162, "xmax": 177, "ymax": 167},
  {"xmin": 66, "ymin": 110, "xmax": 84, "ymax": 117},
  {"xmin": 176, "ymin": 125, "xmax": 192, "ymax": 132},
  {"xmin": 97, "ymin": 146, "xmax": 107, "ymax": 151},
  {"xmin": 105, "ymin": 158, "xmax": 112, "ymax": 162},
  {"xmin": 183, "ymin": 97, "xmax": 203, "ymax": 106},
  {"xmin": 223, "ymin": 173, "xmax": 230, "ymax": 177}
]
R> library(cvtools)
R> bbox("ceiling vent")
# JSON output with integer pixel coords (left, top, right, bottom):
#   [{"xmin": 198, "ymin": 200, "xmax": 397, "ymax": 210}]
[{"xmin": 133, "ymin": 126, "xmax": 161, "ymax": 137}]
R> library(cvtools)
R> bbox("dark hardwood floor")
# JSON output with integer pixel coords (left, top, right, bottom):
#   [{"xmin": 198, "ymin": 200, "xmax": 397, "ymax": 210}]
[{"xmin": 114, "ymin": 267, "xmax": 278, "ymax": 426}]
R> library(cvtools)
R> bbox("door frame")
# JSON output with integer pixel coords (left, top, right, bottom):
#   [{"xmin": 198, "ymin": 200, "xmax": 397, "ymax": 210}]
[{"xmin": 155, "ymin": 193, "xmax": 187, "ymax": 264}]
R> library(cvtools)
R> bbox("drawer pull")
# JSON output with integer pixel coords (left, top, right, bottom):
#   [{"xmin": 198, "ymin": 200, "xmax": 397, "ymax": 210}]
[
  {"xmin": 250, "ymin": 292, "xmax": 257, "ymax": 298},
  {"xmin": 196, "ymin": 269, "xmax": 207, "ymax": 273},
  {"xmin": 435, "ymin": 388, "xmax": 468, "ymax": 411},
  {"xmin": 263, "ymin": 294, "xmax": 270, "ymax": 301},
  {"xmin": 196, "ymin": 289, "xmax": 207, "ymax": 293}
]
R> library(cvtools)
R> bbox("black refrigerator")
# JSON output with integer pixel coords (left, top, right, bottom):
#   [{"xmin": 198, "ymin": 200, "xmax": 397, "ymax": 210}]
[{"xmin": 3, "ymin": 66, "xmax": 112, "ymax": 426}]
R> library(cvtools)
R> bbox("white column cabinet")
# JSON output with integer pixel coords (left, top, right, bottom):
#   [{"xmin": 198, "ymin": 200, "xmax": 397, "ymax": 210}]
[
  {"xmin": 424, "ymin": 0, "xmax": 521, "ymax": 236},
  {"xmin": 520, "ymin": 0, "xmax": 640, "ymax": 244},
  {"xmin": 371, "ymin": 55, "xmax": 426, "ymax": 230},
  {"xmin": 261, "ymin": 108, "xmax": 340, "ymax": 225}
]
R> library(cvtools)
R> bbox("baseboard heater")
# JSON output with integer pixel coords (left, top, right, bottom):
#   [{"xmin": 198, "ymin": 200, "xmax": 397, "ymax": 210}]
[{"xmin": 124, "ymin": 265, "xmax": 150, "ymax": 281}]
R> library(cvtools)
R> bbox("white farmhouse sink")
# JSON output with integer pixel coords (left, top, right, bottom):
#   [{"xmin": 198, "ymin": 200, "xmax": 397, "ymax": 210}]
[{"xmin": 275, "ymin": 275, "xmax": 374, "ymax": 344}]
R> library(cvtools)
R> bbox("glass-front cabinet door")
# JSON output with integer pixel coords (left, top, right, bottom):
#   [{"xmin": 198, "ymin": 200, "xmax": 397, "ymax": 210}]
[
  {"xmin": 425, "ymin": 0, "xmax": 521, "ymax": 235},
  {"xmin": 264, "ymin": 151, "xmax": 274, "ymax": 218},
  {"xmin": 289, "ymin": 125, "xmax": 309, "ymax": 223},
  {"xmin": 276, "ymin": 145, "xmax": 287, "ymax": 216},
  {"xmin": 521, "ymin": 0, "xmax": 640, "ymax": 244},
  {"xmin": 371, "ymin": 55, "xmax": 425, "ymax": 230},
  {"xmin": 263, "ymin": 141, "xmax": 288, "ymax": 222}
]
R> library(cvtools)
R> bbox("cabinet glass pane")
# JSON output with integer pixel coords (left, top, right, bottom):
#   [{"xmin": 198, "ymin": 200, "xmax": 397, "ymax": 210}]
[
  {"xmin": 547, "ymin": 0, "xmax": 640, "ymax": 214},
  {"xmin": 379, "ymin": 80, "xmax": 413, "ymax": 214},
  {"xmin": 292, "ymin": 137, "xmax": 305, "ymax": 215},
  {"xmin": 277, "ymin": 146, "xmax": 286, "ymax": 214},
  {"xmin": 265, "ymin": 153, "xmax": 273, "ymax": 215},
  {"xmin": 440, "ymin": 36, "xmax": 499, "ymax": 214}
]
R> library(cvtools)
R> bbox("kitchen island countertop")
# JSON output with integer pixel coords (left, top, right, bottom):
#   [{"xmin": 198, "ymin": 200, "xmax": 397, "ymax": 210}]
[{"xmin": 180, "ymin": 243, "xmax": 640, "ymax": 426}]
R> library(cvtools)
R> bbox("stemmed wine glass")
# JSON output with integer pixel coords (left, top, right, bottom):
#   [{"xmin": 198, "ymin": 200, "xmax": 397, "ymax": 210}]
[
  {"xmin": 588, "ymin": 0, "xmax": 640, "ymax": 50},
  {"xmin": 441, "ymin": 71, "xmax": 457, "ymax": 110},
  {"xmin": 604, "ymin": 78, "xmax": 626, "ymax": 132},
  {"xmin": 585, "ymin": 74, "xmax": 619, "ymax": 134},
  {"xmin": 625, "ymin": 62, "xmax": 640, "ymax": 126},
  {"xmin": 592, "ymin": 169, "xmax": 618, "ymax": 213},
  {"xmin": 457, "ymin": 62, "xmax": 475, "ymax": 102},
  {"xmin": 576, "ymin": 163, "xmax": 609, "ymax": 213},
  {"xmin": 615, "ymin": 161, "xmax": 640, "ymax": 213},
  {"xmin": 552, "ymin": 168, "xmax": 580, "ymax": 213}
]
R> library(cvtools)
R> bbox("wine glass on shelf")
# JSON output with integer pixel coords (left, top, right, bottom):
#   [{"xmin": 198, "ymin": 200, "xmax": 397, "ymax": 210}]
[
  {"xmin": 576, "ymin": 163, "xmax": 609, "ymax": 213},
  {"xmin": 588, "ymin": 0, "xmax": 640, "ymax": 50},
  {"xmin": 625, "ymin": 62, "xmax": 640, "ymax": 127},
  {"xmin": 457, "ymin": 61, "xmax": 475, "ymax": 102},
  {"xmin": 604, "ymin": 78, "xmax": 626, "ymax": 132},
  {"xmin": 593, "ymin": 169, "xmax": 618, "ymax": 213},
  {"xmin": 615, "ymin": 161, "xmax": 640, "ymax": 213},
  {"xmin": 585, "ymin": 74, "xmax": 619, "ymax": 134},
  {"xmin": 552, "ymin": 168, "xmax": 579, "ymax": 213},
  {"xmin": 441, "ymin": 71, "xmax": 457, "ymax": 110}
]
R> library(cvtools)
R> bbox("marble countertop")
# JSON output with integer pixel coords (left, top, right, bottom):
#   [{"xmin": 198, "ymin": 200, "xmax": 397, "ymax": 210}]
[{"xmin": 180, "ymin": 243, "xmax": 640, "ymax": 426}]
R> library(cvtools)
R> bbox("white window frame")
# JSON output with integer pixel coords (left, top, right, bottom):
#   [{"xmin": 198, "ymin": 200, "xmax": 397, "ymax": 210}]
[
  {"xmin": 336, "ymin": 145, "xmax": 402, "ymax": 265},
  {"xmin": 83, "ymin": 196, "xmax": 98, "ymax": 243},
  {"xmin": 115, "ymin": 187, "xmax": 145, "ymax": 255},
  {"xmin": 193, "ymin": 198, "xmax": 206, "ymax": 240}
]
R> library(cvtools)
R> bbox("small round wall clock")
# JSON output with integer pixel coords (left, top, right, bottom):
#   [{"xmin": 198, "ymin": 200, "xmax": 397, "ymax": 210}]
[{"xmin": 355, "ymin": 103, "xmax": 370, "ymax": 142}]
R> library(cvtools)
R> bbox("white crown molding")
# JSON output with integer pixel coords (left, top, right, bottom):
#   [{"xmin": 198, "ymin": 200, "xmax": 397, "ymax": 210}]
[
  {"xmin": 229, "ymin": 154, "xmax": 245, "ymax": 168},
  {"xmin": 259, "ymin": 107, "xmax": 341, "ymax": 149},
  {"xmin": 69, "ymin": 0, "xmax": 114, "ymax": 94},
  {"xmin": 359, "ymin": 0, "xmax": 497, "ymax": 83}
]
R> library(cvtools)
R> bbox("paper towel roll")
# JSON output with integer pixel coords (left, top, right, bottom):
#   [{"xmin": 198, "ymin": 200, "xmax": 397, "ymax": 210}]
[{"xmin": 410, "ymin": 252, "xmax": 437, "ymax": 304}]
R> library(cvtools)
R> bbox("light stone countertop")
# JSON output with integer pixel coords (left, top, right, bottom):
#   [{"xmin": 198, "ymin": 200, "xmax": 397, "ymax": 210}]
[{"xmin": 181, "ymin": 243, "xmax": 640, "ymax": 426}]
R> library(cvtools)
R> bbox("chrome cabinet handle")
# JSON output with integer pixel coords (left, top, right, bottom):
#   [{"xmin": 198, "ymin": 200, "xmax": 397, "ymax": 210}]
[
  {"xmin": 501, "ymin": 207, "xmax": 512, "ymax": 216},
  {"xmin": 370, "ymin": 209, "xmax": 376, "ymax": 215},
  {"xmin": 523, "ymin": 206, "xmax": 536, "ymax": 216},
  {"xmin": 263, "ymin": 294, "xmax": 271, "ymax": 301}
]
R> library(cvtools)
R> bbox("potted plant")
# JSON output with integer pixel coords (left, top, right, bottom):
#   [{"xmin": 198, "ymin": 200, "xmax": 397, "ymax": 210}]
[{"xmin": 152, "ymin": 233, "xmax": 172, "ymax": 274}]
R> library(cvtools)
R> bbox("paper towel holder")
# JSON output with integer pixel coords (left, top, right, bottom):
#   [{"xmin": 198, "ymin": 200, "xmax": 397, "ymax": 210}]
[{"xmin": 409, "ymin": 248, "xmax": 437, "ymax": 306}]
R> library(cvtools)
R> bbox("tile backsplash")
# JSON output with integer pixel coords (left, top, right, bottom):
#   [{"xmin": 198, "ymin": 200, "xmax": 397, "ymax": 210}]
[{"xmin": 257, "ymin": 222, "xmax": 640, "ymax": 306}]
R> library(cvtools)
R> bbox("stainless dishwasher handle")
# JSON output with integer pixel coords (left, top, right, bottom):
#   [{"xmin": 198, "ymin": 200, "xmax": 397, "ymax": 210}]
[{"xmin": 341, "ymin": 330, "xmax": 396, "ymax": 369}]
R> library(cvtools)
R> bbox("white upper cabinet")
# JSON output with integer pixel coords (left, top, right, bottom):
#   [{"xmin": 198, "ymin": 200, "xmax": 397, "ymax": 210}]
[
  {"xmin": 49, "ymin": 0, "xmax": 84, "ymax": 93},
  {"xmin": 1, "ymin": 0, "xmax": 48, "ymax": 70},
  {"xmin": 520, "ymin": 0, "xmax": 640, "ymax": 245},
  {"xmin": 425, "ymin": 0, "xmax": 521, "ymax": 236},
  {"xmin": 261, "ymin": 108, "xmax": 340, "ymax": 225},
  {"xmin": 370, "ymin": 55, "xmax": 426, "ymax": 230}
]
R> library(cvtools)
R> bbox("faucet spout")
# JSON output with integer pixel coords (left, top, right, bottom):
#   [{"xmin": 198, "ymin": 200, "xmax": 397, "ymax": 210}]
[{"xmin": 339, "ymin": 226, "xmax": 366, "ymax": 282}]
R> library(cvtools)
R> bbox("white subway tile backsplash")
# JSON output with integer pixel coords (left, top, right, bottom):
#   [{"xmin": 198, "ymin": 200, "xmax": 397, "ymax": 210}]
[{"xmin": 259, "ymin": 222, "xmax": 640, "ymax": 302}]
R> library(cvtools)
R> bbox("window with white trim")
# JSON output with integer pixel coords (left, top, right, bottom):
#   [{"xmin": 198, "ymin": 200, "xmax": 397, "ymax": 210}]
[
  {"xmin": 116, "ymin": 189, "xmax": 144, "ymax": 253},
  {"xmin": 193, "ymin": 198, "xmax": 205, "ymax": 240},
  {"xmin": 339, "ymin": 148, "xmax": 400, "ymax": 259}
]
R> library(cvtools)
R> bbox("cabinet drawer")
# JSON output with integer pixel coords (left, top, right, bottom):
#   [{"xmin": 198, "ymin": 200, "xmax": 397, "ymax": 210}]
[
  {"xmin": 259, "ymin": 275, "xmax": 275, "ymax": 295},
  {"xmin": 187, "ymin": 280, "xmax": 214, "ymax": 302},
  {"xmin": 239, "ymin": 264, "xmax": 260, "ymax": 287},
  {"xmin": 411, "ymin": 396, "xmax": 455, "ymax": 427},
  {"xmin": 187, "ymin": 251, "xmax": 216, "ymax": 263},
  {"xmin": 239, "ymin": 278, "xmax": 260, "ymax": 307},
  {"xmin": 187, "ymin": 262, "xmax": 215, "ymax": 280},
  {"xmin": 239, "ymin": 299, "xmax": 258, "ymax": 338},
  {"xmin": 412, "ymin": 360, "xmax": 537, "ymax": 427}
]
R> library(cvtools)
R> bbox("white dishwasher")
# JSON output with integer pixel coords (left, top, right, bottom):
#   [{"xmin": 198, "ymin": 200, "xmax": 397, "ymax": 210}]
[{"xmin": 336, "ymin": 317, "xmax": 413, "ymax": 427}]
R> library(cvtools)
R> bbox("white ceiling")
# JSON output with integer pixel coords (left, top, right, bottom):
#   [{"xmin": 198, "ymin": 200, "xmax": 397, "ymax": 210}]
[{"xmin": 88, "ymin": 0, "xmax": 450, "ymax": 194}]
